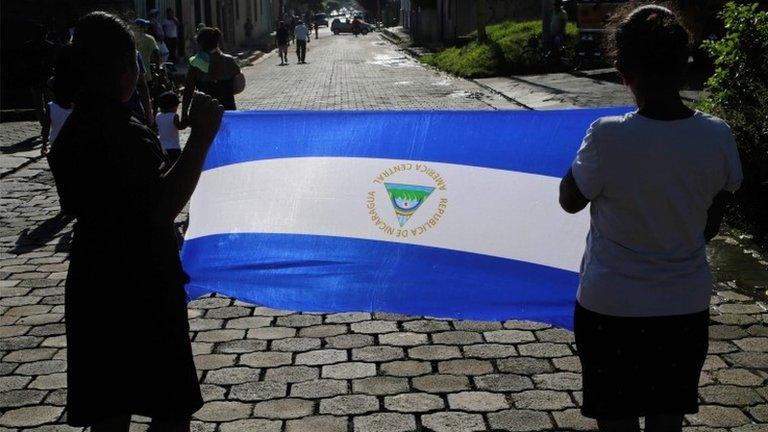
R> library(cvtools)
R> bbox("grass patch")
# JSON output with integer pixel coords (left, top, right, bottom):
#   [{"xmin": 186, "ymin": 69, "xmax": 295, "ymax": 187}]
[{"xmin": 422, "ymin": 20, "xmax": 578, "ymax": 78}]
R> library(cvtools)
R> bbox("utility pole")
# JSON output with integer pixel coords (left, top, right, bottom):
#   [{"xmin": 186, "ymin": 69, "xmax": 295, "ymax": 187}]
[{"xmin": 477, "ymin": 0, "xmax": 487, "ymax": 43}]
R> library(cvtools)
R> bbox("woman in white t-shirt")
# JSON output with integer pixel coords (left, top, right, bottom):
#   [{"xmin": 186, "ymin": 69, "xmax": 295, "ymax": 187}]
[
  {"xmin": 559, "ymin": 6, "xmax": 742, "ymax": 432},
  {"xmin": 155, "ymin": 91, "xmax": 187, "ymax": 165}
]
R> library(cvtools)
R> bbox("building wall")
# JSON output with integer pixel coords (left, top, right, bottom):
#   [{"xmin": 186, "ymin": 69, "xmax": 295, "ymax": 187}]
[
  {"xmin": 400, "ymin": 0, "xmax": 411, "ymax": 29},
  {"xmin": 138, "ymin": 0, "xmax": 274, "ymax": 56},
  {"xmin": 435, "ymin": 0, "xmax": 540, "ymax": 43}
]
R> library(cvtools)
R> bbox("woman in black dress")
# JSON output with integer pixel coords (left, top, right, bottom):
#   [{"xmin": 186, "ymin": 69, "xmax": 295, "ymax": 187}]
[{"xmin": 48, "ymin": 12, "xmax": 223, "ymax": 431}]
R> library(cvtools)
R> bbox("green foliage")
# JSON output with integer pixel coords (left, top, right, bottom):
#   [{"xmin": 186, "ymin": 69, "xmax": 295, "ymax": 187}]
[
  {"xmin": 387, "ymin": 188, "xmax": 432, "ymax": 202},
  {"xmin": 421, "ymin": 20, "xmax": 578, "ymax": 78},
  {"xmin": 325, "ymin": 1, "xmax": 341, "ymax": 13},
  {"xmin": 700, "ymin": 3, "xmax": 768, "ymax": 246},
  {"xmin": 422, "ymin": 43, "xmax": 500, "ymax": 78}
]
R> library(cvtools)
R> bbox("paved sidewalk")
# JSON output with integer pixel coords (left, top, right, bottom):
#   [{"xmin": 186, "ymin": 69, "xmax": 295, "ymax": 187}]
[
  {"xmin": 0, "ymin": 122, "xmax": 43, "ymax": 178},
  {"xmin": 0, "ymin": 29, "xmax": 766, "ymax": 432}
]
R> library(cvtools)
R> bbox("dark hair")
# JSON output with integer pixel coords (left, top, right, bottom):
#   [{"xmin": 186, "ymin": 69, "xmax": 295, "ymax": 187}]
[
  {"xmin": 610, "ymin": 5, "xmax": 690, "ymax": 88},
  {"xmin": 157, "ymin": 91, "xmax": 180, "ymax": 111},
  {"xmin": 71, "ymin": 12, "xmax": 136, "ymax": 97},
  {"xmin": 197, "ymin": 27, "xmax": 221, "ymax": 51}
]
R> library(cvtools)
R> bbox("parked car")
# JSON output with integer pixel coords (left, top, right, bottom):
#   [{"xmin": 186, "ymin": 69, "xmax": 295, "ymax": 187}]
[
  {"xmin": 331, "ymin": 18, "xmax": 374, "ymax": 35},
  {"xmin": 314, "ymin": 13, "xmax": 329, "ymax": 27}
]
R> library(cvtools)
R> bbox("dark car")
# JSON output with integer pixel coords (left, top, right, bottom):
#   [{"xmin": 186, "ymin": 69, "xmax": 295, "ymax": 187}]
[
  {"xmin": 331, "ymin": 18, "xmax": 374, "ymax": 35},
  {"xmin": 314, "ymin": 13, "xmax": 329, "ymax": 27}
]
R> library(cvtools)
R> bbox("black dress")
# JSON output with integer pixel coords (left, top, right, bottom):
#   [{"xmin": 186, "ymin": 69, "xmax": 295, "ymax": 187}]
[
  {"xmin": 574, "ymin": 302, "xmax": 709, "ymax": 419},
  {"xmin": 49, "ymin": 93, "xmax": 203, "ymax": 426}
]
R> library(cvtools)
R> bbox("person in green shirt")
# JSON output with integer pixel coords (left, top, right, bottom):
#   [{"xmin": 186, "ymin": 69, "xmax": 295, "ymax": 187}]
[{"xmin": 134, "ymin": 19, "xmax": 159, "ymax": 81}]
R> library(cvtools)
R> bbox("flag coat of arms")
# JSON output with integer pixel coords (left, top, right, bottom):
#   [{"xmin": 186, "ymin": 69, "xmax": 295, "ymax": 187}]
[{"xmin": 182, "ymin": 108, "xmax": 629, "ymax": 328}]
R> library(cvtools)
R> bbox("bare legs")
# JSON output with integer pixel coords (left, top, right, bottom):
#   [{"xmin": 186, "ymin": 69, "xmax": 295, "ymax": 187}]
[{"xmin": 598, "ymin": 415, "xmax": 683, "ymax": 432}]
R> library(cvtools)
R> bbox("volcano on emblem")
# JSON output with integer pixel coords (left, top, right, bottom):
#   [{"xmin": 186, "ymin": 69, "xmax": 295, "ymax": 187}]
[{"xmin": 383, "ymin": 182, "xmax": 435, "ymax": 227}]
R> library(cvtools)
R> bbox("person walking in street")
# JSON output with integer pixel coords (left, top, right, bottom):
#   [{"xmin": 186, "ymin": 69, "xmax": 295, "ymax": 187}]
[
  {"xmin": 294, "ymin": 20, "xmax": 309, "ymax": 64},
  {"xmin": 155, "ymin": 91, "xmax": 187, "ymax": 166},
  {"xmin": 42, "ymin": 45, "xmax": 75, "ymax": 155},
  {"xmin": 162, "ymin": 8, "xmax": 180, "ymax": 63},
  {"xmin": 182, "ymin": 27, "xmax": 245, "ymax": 116},
  {"xmin": 48, "ymin": 11, "xmax": 224, "ymax": 431},
  {"xmin": 276, "ymin": 21, "xmax": 290, "ymax": 65},
  {"xmin": 559, "ymin": 6, "xmax": 742, "ymax": 432},
  {"xmin": 351, "ymin": 16, "xmax": 362, "ymax": 37},
  {"xmin": 549, "ymin": 0, "xmax": 568, "ymax": 58},
  {"xmin": 134, "ymin": 19, "xmax": 159, "ymax": 81}
]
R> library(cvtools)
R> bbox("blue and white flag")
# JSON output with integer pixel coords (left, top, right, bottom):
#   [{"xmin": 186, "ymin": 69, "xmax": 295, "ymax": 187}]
[{"xmin": 181, "ymin": 108, "xmax": 630, "ymax": 328}]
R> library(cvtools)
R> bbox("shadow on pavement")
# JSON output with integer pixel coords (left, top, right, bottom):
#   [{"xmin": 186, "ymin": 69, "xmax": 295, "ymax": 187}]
[
  {"xmin": 1, "ymin": 136, "xmax": 40, "ymax": 155},
  {"xmin": 11, "ymin": 212, "xmax": 74, "ymax": 254}
]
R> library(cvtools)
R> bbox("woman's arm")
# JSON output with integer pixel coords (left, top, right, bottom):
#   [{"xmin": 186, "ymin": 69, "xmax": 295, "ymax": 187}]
[
  {"xmin": 559, "ymin": 168, "xmax": 590, "ymax": 214},
  {"xmin": 153, "ymin": 93, "xmax": 223, "ymax": 224},
  {"xmin": 181, "ymin": 66, "xmax": 198, "ymax": 121},
  {"xmin": 704, "ymin": 191, "xmax": 732, "ymax": 242}
]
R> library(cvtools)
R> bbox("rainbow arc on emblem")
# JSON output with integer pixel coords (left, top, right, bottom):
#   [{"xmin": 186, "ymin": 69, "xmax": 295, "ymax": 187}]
[{"xmin": 384, "ymin": 182, "xmax": 435, "ymax": 227}]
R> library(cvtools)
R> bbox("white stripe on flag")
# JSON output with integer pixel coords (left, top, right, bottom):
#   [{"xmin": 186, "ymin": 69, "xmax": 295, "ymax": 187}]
[{"xmin": 187, "ymin": 157, "xmax": 588, "ymax": 272}]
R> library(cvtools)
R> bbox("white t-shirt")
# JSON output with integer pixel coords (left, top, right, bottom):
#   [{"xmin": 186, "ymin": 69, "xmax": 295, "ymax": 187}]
[
  {"xmin": 48, "ymin": 101, "xmax": 72, "ymax": 144},
  {"xmin": 294, "ymin": 24, "xmax": 309, "ymax": 41},
  {"xmin": 571, "ymin": 110, "xmax": 743, "ymax": 317},
  {"xmin": 162, "ymin": 18, "xmax": 178, "ymax": 38},
  {"xmin": 156, "ymin": 112, "xmax": 180, "ymax": 150}
]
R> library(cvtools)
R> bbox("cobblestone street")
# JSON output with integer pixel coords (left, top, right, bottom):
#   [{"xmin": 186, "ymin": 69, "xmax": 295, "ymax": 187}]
[{"xmin": 1, "ymin": 29, "xmax": 767, "ymax": 432}]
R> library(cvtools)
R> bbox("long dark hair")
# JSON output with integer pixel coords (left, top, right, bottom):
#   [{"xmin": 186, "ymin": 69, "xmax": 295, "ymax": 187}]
[
  {"xmin": 608, "ymin": 4, "xmax": 690, "ymax": 90},
  {"xmin": 71, "ymin": 11, "xmax": 136, "ymax": 98}
]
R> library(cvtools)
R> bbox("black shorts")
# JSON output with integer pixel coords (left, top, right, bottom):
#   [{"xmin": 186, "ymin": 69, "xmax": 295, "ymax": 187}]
[{"xmin": 574, "ymin": 302, "xmax": 709, "ymax": 419}]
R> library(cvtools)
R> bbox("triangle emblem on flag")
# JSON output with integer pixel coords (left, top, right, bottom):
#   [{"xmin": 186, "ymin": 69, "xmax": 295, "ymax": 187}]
[{"xmin": 384, "ymin": 182, "xmax": 435, "ymax": 227}]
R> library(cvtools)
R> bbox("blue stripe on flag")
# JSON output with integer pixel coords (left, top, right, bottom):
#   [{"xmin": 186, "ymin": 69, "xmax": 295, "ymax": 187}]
[
  {"xmin": 203, "ymin": 108, "xmax": 632, "ymax": 177},
  {"xmin": 182, "ymin": 233, "xmax": 578, "ymax": 329}
]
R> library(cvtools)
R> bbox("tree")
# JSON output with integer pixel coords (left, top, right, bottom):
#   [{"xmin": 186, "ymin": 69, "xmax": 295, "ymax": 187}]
[
  {"xmin": 477, "ymin": 0, "xmax": 487, "ymax": 42},
  {"xmin": 326, "ymin": 1, "xmax": 341, "ymax": 13}
]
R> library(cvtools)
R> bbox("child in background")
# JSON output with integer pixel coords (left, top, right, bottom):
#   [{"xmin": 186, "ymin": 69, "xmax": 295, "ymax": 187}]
[
  {"xmin": 42, "ymin": 45, "xmax": 75, "ymax": 155},
  {"xmin": 155, "ymin": 91, "xmax": 187, "ymax": 165},
  {"xmin": 559, "ymin": 5, "xmax": 742, "ymax": 432}
]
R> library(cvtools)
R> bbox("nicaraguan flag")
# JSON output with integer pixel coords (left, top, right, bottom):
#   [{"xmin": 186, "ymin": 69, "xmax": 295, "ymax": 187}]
[{"xmin": 182, "ymin": 108, "xmax": 629, "ymax": 328}]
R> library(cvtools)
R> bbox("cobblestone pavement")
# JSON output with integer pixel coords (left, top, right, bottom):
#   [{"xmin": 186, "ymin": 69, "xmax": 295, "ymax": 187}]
[
  {"xmin": 1, "ymin": 29, "xmax": 767, "ymax": 432},
  {"xmin": 0, "ymin": 122, "xmax": 43, "ymax": 178}
]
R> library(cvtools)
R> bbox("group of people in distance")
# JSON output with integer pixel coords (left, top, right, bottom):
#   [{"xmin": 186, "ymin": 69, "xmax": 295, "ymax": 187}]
[
  {"xmin": 45, "ymin": 4, "xmax": 741, "ymax": 432},
  {"xmin": 275, "ymin": 19, "xmax": 313, "ymax": 65}
]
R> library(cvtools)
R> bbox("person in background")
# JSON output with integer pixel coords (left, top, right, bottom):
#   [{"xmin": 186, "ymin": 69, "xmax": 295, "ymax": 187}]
[
  {"xmin": 155, "ymin": 91, "xmax": 187, "ymax": 166},
  {"xmin": 276, "ymin": 21, "xmax": 290, "ymax": 65},
  {"xmin": 351, "ymin": 16, "xmax": 362, "ymax": 37},
  {"xmin": 559, "ymin": 6, "xmax": 742, "ymax": 432},
  {"xmin": 134, "ymin": 19, "xmax": 159, "ymax": 81},
  {"xmin": 294, "ymin": 20, "xmax": 309, "ymax": 64},
  {"xmin": 162, "ymin": 8, "xmax": 179, "ymax": 63},
  {"xmin": 41, "ymin": 45, "xmax": 75, "ymax": 155},
  {"xmin": 550, "ymin": 0, "xmax": 568, "ymax": 56},
  {"xmin": 244, "ymin": 18, "xmax": 254, "ymax": 43},
  {"xmin": 24, "ymin": 23, "xmax": 56, "ymax": 144},
  {"xmin": 148, "ymin": 9, "xmax": 169, "ymax": 62},
  {"xmin": 182, "ymin": 27, "xmax": 245, "ymax": 117},
  {"xmin": 48, "ymin": 11, "xmax": 223, "ymax": 431},
  {"xmin": 148, "ymin": 9, "xmax": 165, "ymax": 42}
]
